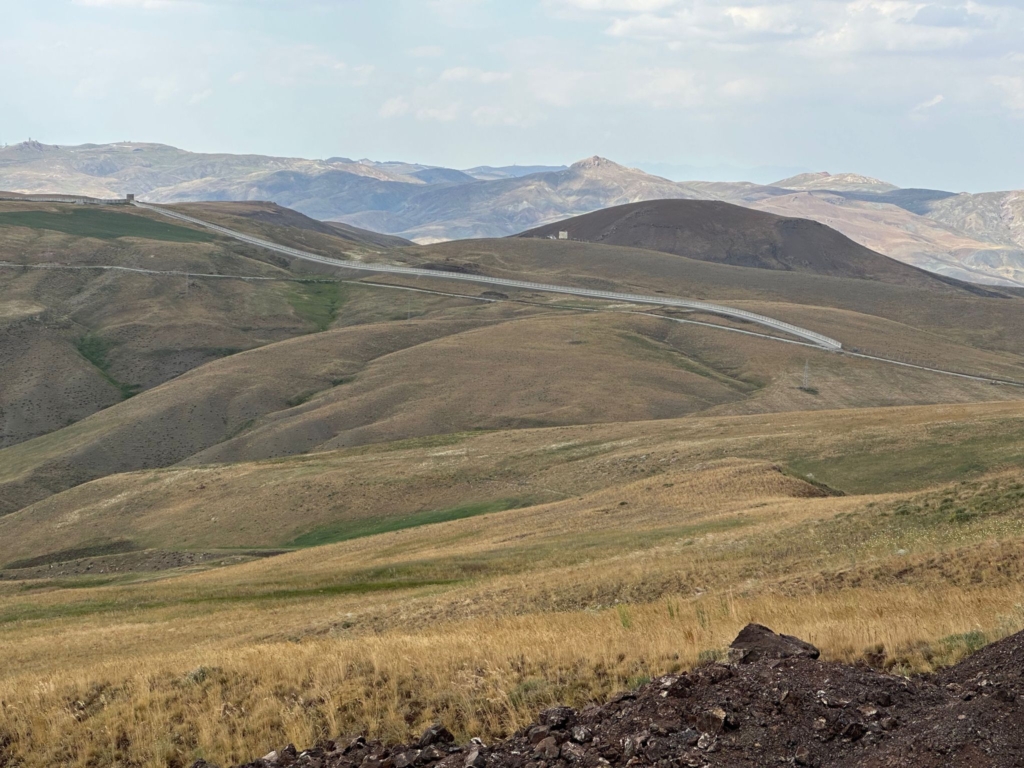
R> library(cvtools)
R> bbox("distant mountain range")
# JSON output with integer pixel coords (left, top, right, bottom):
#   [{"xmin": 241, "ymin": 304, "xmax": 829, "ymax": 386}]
[{"xmin": 1, "ymin": 141, "xmax": 1022, "ymax": 285}]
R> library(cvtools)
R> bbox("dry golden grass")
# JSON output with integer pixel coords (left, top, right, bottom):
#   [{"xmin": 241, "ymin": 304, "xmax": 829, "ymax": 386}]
[
  {"xmin": 5, "ymin": 394, "xmax": 1024, "ymax": 562},
  {"xmin": 4, "ymin": 427, "xmax": 1024, "ymax": 767},
  {"xmin": 8, "ymin": 203, "xmax": 1024, "ymax": 767},
  {"xmin": 5, "ymin": 302, "xmax": 1023, "ymax": 521},
  {"xmin": 3, "ymin": 585, "xmax": 1021, "ymax": 768}
]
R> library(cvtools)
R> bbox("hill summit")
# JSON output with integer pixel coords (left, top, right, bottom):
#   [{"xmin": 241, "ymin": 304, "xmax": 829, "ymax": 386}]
[
  {"xmin": 772, "ymin": 171, "xmax": 899, "ymax": 193},
  {"xmin": 570, "ymin": 156, "xmax": 631, "ymax": 172},
  {"xmin": 517, "ymin": 198, "xmax": 971, "ymax": 290}
]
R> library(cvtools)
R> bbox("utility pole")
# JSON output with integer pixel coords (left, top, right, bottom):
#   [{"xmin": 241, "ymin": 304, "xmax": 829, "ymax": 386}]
[{"xmin": 802, "ymin": 360, "xmax": 811, "ymax": 390}]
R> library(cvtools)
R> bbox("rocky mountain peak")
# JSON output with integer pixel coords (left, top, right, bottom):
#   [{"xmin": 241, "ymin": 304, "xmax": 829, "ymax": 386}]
[
  {"xmin": 570, "ymin": 156, "xmax": 626, "ymax": 172},
  {"xmin": 772, "ymin": 171, "xmax": 898, "ymax": 193}
]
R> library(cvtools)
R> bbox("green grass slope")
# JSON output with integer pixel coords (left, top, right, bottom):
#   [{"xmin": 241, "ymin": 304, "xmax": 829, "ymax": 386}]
[
  {"xmin": 2, "ymin": 300, "xmax": 1021, "ymax": 520},
  {"xmin": 0, "ymin": 201, "xmax": 415, "ymax": 449},
  {"xmin": 4, "ymin": 396, "xmax": 1024, "ymax": 568}
]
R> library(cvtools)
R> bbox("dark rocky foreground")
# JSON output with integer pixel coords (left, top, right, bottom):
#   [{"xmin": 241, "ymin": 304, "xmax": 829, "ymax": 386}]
[{"xmin": 200, "ymin": 624, "xmax": 1024, "ymax": 768}]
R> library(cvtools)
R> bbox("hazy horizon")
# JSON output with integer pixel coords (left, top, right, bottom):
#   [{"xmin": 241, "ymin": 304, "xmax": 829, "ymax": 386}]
[{"xmin": 3, "ymin": 1, "xmax": 1023, "ymax": 191}]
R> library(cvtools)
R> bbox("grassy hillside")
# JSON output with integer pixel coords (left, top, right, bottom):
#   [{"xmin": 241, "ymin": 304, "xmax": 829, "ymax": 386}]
[
  {"xmin": 517, "ymin": 199, "xmax": 957, "ymax": 289},
  {"xmin": 399, "ymin": 238, "xmax": 1024, "ymax": 362},
  {"xmin": 4, "ymin": 401, "xmax": 1024, "ymax": 766},
  {"xmin": 3, "ymin": 301, "xmax": 1021, "ymax": 518},
  {"xmin": 4, "ymin": 395, "xmax": 1024, "ymax": 563},
  {"xmin": 6, "ymin": 198, "xmax": 1024, "ymax": 768},
  {"xmin": 0, "ymin": 207, "xmax": 216, "ymax": 242},
  {"xmin": 167, "ymin": 200, "xmax": 413, "ymax": 251},
  {"xmin": 6, "ymin": 200, "xmax": 1024, "ymax": 516},
  {"xmin": 0, "ymin": 201, "xmax": 436, "ymax": 449}
]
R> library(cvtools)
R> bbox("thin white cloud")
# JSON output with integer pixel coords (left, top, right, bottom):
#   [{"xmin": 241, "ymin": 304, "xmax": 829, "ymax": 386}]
[
  {"xmin": 912, "ymin": 94, "xmax": 945, "ymax": 111},
  {"xmin": 416, "ymin": 104, "xmax": 461, "ymax": 122},
  {"xmin": 440, "ymin": 67, "xmax": 511, "ymax": 84},
  {"xmin": 552, "ymin": 0, "xmax": 680, "ymax": 9},
  {"xmin": 428, "ymin": 0, "xmax": 487, "ymax": 26},
  {"xmin": 409, "ymin": 45, "xmax": 445, "ymax": 58},
  {"xmin": 471, "ymin": 105, "xmax": 543, "ymax": 127},
  {"xmin": 73, "ymin": 0, "xmax": 201, "ymax": 9},
  {"xmin": 380, "ymin": 96, "xmax": 411, "ymax": 118},
  {"xmin": 564, "ymin": 0, "xmax": 1015, "ymax": 56},
  {"xmin": 140, "ymin": 75, "xmax": 182, "ymax": 105},
  {"xmin": 991, "ymin": 76, "xmax": 1024, "ymax": 113},
  {"xmin": 628, "ymin": 67, "xmax": 701, "ymax": 108}
]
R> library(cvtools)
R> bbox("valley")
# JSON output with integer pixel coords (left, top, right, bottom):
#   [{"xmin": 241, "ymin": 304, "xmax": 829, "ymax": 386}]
[
  {"xmin": 8, "ymin": 0, "xmax": 1024, "ymax": 763},
  {"xmin": 3, "ymin": 195, "xmax": 1024, "ymax": 767}
]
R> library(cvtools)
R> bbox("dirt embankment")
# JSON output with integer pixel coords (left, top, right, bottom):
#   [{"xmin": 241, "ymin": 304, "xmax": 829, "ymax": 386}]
[{"xmin": 203, "ymin": 624, "xmax": 1024, "ymax": 768}]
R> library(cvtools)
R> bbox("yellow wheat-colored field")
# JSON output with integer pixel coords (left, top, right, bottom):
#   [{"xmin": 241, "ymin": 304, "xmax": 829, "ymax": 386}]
[
  {"xmin": 2, "ymin": 585, "xmax": 1022, "ymax": 768},
  {"xmin": 4, "ymin": 446, "xmax": 1024, "ymax": 767}
]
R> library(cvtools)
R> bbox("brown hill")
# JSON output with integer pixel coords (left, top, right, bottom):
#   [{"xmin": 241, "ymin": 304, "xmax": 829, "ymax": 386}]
[
  {"xmin": 750, "ymin": 191, "xmax": 1024, "ymax": 287},
  {"xmin": 166, "ymin": 201, "xmax": 413, "ymax": 250},
  {"xmin": 3, "ymin": 294, "xmax": 1022, "ymax": 520},
  {"xmin": 517, "ymin": 199, "xmax": 974, "ymax": 290},
  {"xmin": 0, "ymin": 200, "xmax": 417, "ymax": 450}
]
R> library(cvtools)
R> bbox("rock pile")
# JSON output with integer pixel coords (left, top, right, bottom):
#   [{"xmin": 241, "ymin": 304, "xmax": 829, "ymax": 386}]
[{"xmin": 201, "ymin": 624, "xmax": 1024, "ymax": 768}]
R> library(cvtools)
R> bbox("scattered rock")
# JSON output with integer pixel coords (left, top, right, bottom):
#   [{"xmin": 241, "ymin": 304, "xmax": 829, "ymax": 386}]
[
  {"xmin": 569, "ymin": 726, "xmax": 592, "ymax": 744},
  {"xmin": 418, "ymin": 725, "xmax": 454, "ymax": 748},
  {"xmin": 728, "ymin": 623, "xmax": 820, "ymax": 664},
  {"xmin": 392, "ymin": 749, "xmax": 420, "ymax": 768},
  {"xmin": 527, "ymin": 726, "xmax": 550, "ymax": 745},
  {"xmin": 538, "ymin": 707, "xmax": 574, "ymax": 730},
  {"xmin": 228, "ymin": 625, "xmax": 1024, "ymax": 768},
  {"xmin": 534, "ymin": 736, "xmax": 560, "ymax": 760},
  {"xmin": 694, "ymin": 707, "xmax": 727, "ymax": 733}
]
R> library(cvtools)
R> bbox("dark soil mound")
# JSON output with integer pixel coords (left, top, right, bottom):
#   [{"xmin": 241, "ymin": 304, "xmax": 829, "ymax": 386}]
[
  {"xmin": 207, "ymin": 625, "xmax": 1024, "ymax": 768},
  {"xmin": 517, "ymin": 200, "xmax": 985, "ymax": 293}
]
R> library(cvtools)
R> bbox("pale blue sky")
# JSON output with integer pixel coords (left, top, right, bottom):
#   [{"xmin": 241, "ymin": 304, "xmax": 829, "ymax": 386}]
[{"xmin": 2, "ymin": 0, "xmax": 1023, "ymax": 190}]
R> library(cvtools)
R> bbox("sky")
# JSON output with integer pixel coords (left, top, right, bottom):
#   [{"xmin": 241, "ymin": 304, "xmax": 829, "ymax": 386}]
[{"xmin": 2, "ymin": 0, "xmax": 1023, "ymax": 190}]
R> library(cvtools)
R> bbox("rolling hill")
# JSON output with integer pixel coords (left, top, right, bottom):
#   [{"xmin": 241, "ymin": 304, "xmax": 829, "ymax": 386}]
[
  {"xmin": 515, "ymin": 199, "xmax": 973, "ymax": 289},
  {"xmin": 0, "ymin": 199, "xmax": 417, "ymax": 450},
  {"xmin": 6, "ymin": 194, "xmax": 1024, "ymax": 768},
  {"xmin": 2, "ymin": 141, "xmax": 1023, "ymax": 286},
  {"xmin": 770, "ymin": 171, "xmax": 900, "ymax": 193},
  {"xmin": 337, "ymin": 156, "xmax": 705, "ymax": 242},
  {"xmin": 4, "ymin": 197, "xmax": 1024, "ymax": 520},
  {"xmin": 6, "ymin": 396, "xmax": 1024, "ymax": 768}
]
